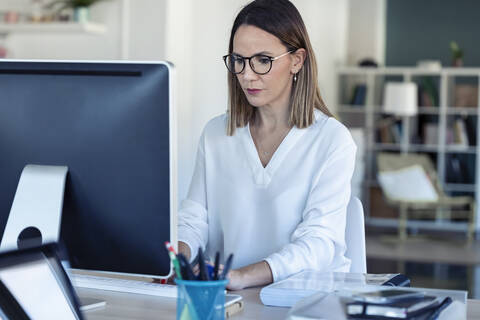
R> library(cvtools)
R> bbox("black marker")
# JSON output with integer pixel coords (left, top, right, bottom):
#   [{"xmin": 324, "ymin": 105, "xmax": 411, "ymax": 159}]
[
  {"xmin": 177, "ymin": 253, "xmax": 195, "ymax": 281},
  {"xmin": 213, "ymin": 252, "xmax": 220, "ymax": 280},
  {"xmin": 220, "ymin": 254, "xmax": 233, "ymax": 280},
  {"xmin": 198, "ymin": 248, "xmax": 208, "ymax": 280}
]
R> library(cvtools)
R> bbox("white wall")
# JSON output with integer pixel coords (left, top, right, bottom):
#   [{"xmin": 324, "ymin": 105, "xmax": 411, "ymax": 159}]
[
  {"xmin": 293, "ymin": 0, "xmax": 349, "ymax": 112},
  {"xmin": 2, "ymin": 1, "xmax": 122, "ymax": 60},
  {"xmin": 164, "ymin": 0, "xmax": 248, "ymax": 201},
  {"xmin": 1, "ymin": 0, "xmax": 350, "ymax": 204},
  {"xmin": 127, "ymin": 0, "xmax": 166, "ymax": 60},
  {"xmin": 164, "ymin": 0, "xmax": 349, "ymax": 201},
  {"xmin": 346, "ymin": 0, "xmax": 386, "ymax": 66}
]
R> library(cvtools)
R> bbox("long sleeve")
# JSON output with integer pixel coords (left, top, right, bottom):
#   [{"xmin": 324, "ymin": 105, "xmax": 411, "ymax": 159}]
[
  {"xmin": 177, "ymin": 132, "xmax": 209, "ymax": 262},
  {"xmin": 264, "ymin": 139, "xmax": 356, "ymax": 282}
]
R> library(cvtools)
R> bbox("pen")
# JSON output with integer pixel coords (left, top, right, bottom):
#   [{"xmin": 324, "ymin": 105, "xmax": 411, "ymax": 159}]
[
  {"xmin": 220, "ymin": 253, "xmax": 233, "ymax": 280},
  {"xmin": 177, "ymin": 253, "xmax": 195, "ymax": 280},
  {"xmin": 213, "ymin": 251, "xmax": 220, "ymax": 280},
  {"xmin": 175, "ymin": 254, "xmax": 200, "ymax": 320},
  {"xmin": 198, "ymin": 248, "xmax": 209, "ymax": 280},
  {"xmin": 165, "ymin": 241, "xmax": 182, "ymax": 280}
]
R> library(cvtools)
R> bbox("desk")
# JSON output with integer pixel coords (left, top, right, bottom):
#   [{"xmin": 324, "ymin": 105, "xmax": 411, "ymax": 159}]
[
  {"xmin": 78, "ymin": 287, "xmax": 480, "ymax": 320},
  {"xmin": 366, "ymin": 236, "xmax": 480, "ymax": 298},
  {"xmin": 78, "ymin": 287, "xmax": 288, "ymax": 320}
]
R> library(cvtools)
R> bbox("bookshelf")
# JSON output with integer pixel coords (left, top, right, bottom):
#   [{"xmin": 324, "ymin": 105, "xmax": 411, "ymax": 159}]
[{"xmin": 337, "ymin": 66, "xmax": 480, "ymax": 234}]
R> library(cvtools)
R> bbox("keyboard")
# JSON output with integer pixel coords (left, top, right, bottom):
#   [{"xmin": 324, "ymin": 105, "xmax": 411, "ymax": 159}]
[{"xmin": 69, "ymin": 273, "xmax": 177, "ymax": 298}]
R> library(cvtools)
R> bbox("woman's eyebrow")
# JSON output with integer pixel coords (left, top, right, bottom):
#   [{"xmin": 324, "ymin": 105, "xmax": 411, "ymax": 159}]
[{"xmin": 231, "ymin": 50, "xmax": 273, "ymax": 56}]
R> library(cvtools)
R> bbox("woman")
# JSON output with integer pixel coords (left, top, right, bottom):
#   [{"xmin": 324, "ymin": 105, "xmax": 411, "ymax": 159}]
[{"xmin": 177, "ymin": 0, "xmax": 356, "ymax": 290}]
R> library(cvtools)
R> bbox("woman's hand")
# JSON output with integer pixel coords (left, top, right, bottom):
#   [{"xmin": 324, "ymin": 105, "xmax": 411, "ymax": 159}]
[
  {"xmin": 178, "ymin": 241, "xmax": 191, "ymax": 261},
  {"xmin": 225, "ymin": 261, "xmax": 273, "ymax": 290},
  {"xmin": 226, "ymin": 269, "xmax": 245, "ymax": 290}
]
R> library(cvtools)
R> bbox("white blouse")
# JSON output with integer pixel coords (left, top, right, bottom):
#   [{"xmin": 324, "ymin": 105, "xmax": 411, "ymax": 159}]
[{"xmin": 177, "ymin": 109, "xmax": 356, "ymax": 282}]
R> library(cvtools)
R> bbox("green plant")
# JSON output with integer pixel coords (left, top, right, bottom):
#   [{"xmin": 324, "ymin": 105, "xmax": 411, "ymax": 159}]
[
  {"xmin": 450, "ymin": 41, "xmax": 463, "ymax": 60},
  {"xmin": 46, "ymin": 0, "xmax": 105, "ymax": 10}
]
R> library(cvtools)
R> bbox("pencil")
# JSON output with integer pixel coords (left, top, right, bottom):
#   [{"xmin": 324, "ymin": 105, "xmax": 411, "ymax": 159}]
[{"xmin": 165, "ymin": 241, "xmax": 182, "ymax": 280}]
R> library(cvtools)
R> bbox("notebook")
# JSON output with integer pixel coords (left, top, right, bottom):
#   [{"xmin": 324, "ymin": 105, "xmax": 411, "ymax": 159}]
[{"xmin": 260, "ymin": 270, "xmax": 407, "ymax": 307}]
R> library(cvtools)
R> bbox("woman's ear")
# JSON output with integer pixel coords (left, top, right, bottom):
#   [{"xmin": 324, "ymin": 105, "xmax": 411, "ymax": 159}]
[{"xmin": 291, "ymin": 48, "xmax": 306, "ymax": 73}]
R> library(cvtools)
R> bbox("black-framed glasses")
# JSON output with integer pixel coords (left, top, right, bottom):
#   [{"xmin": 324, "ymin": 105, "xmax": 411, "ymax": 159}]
[{"xmin": 222, "ymin": 51, "xmax": 293, "ymax": 75}]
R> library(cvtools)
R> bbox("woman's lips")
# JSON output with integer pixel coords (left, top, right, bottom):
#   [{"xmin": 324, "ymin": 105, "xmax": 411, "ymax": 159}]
[{"xmin": 247, "ymin": 88, "xmax": 262, "ymax": 95}]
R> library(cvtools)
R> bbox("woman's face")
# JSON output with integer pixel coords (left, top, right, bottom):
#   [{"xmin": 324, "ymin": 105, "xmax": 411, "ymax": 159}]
[{"xmin": 232, "ymin": 24, "xmax": 297, "ymax": 110}]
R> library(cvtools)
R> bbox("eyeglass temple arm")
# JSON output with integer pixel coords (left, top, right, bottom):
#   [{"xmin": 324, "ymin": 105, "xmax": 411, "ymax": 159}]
[{"xmin": 271, "ymin": 50, "xmax": 294, "ymax": 61}]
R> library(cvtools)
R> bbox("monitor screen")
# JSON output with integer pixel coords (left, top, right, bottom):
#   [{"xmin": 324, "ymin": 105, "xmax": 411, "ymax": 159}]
[{"xmin": 0, "ymin": 60, "xmax": 176, "ymax": 278}]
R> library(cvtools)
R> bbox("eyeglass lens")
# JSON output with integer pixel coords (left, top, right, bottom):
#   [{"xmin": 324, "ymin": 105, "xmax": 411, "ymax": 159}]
[{"xmin": 225, "ymin": 55, "xmax": 272, "ymax": 75}]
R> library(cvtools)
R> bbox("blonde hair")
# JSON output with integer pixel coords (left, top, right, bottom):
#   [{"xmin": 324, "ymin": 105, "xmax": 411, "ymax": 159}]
[{"xmin": 226, "ymin": 0, "xmax": 332, "ymax": 136}]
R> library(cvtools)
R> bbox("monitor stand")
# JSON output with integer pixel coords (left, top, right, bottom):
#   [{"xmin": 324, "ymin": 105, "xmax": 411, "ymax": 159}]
[{"xmin": 0, "ymin": 165, "xmax": 68, "ymax": 252}]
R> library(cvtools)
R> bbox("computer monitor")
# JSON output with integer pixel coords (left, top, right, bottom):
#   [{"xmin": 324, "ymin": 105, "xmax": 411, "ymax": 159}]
[{"xmin": 0, "ymin": 60, "xmax": 176, "ymax": 278}]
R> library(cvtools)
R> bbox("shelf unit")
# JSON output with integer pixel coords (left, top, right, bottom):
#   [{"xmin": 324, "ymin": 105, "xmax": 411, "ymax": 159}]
[
  {"xmin": 337, "ymin": 66, "xmax": 480, "ymax": 233},
  {"xmin": 0, "ymin": 22, "xmax": 107, "ymax": 36}
]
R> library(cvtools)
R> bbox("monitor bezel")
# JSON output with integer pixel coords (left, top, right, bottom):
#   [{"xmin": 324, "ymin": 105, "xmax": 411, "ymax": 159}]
[{"xmin": 0, "ymin": 59, "xmax": 178, "ymax": 280}]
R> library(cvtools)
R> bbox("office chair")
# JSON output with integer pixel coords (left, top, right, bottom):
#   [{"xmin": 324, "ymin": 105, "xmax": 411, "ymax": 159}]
[{"xmin": 345, "ymin": 197, "xmax": 367, "ymax": 273}]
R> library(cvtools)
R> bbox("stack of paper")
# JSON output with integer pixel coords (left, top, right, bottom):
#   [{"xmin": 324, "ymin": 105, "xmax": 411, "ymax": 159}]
[{"xmin": 259, "ymin": 270, "xmax": 401, "ymax": 307}]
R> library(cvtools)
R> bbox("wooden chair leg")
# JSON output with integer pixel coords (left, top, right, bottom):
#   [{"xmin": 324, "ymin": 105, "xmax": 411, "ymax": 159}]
[
  {"xmin": 467, "ymin": 202, "xmax": 476, "ymax": 245},
  {"xmin": 399, "ymin": 205, "xmax": 408, "ymax": 241}
]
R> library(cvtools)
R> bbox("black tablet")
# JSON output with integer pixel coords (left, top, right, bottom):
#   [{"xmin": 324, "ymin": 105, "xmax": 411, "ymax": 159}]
[{"xmin": 0, "ymin": 243, "xmax": 83, "ymax": 320}]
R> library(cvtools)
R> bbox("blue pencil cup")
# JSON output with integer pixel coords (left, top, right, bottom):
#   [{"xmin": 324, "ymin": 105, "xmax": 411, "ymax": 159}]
[{"xmin": 175, "ymin": 279, "xmax": 228, "ymax": 320}]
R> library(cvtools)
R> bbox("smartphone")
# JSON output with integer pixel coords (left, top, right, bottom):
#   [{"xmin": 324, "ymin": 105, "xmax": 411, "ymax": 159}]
[
  {"xmin": 225, "ymin": 294, "xmax": 242, "ymax": 307},
  {"xmin": 352, "ymin": 289, "xmax": 424, "ymax": 304},
  {"xmin": 225, "ymin": 294, "xmax": 243, "ymax": 318}
]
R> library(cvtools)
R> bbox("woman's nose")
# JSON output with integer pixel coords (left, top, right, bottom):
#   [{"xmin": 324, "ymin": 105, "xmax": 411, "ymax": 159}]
[{"xmin": 241, "ymin": 62, "xmax": 258, "ymax": 81}]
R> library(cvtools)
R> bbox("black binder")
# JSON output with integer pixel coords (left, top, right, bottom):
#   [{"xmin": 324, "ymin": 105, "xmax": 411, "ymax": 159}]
[
  {"xmin": 347, "ymin": 295, "xmax": 452, "ymax": 319},
  {"xmin": 381, "ymin": 274, "xmax": 411, "ymax": 287}
]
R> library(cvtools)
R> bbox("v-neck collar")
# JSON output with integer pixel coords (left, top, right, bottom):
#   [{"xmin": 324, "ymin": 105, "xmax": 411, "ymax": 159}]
[{"xmin": 241, "ymin": 121, "xmax": 307, "ymax": 187}]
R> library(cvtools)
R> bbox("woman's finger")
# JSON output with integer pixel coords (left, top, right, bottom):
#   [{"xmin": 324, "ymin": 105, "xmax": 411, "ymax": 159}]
[{"xmin": 192, "ymin": 263, "xmax": 199, "ymax": 276}]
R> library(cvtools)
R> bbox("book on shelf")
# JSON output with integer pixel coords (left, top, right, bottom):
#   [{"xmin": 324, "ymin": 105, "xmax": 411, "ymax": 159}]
[
  {"xmin": 350, "ymin": 84, "xmax": 367, "ymax": 106},
  {"xmin": 445, "ymin": 153, "xmax": 475, "ymax": 185},
  {"xmin": 453, "ymin": 117, "xmax": 469, "ymax": 147},
  {"xmin": 377, "ymin": 117, "xmax": 402, "ymax": 144},
  {"xmin": 451, "ymin": 115, "xmax": 478, "ymax": 147},
  {"xmin": 423, "ymin": 123, "xmax": 438, "ymax": 145},
  {"xmin": 446, "ymin": 128, "xmax": 455, "ymax": 145},
  {"xmin": 447, "ymin": 117, "xmax": 477, "ymax": 147},
  {"xmin": 379, "ymin": 125, "xmax": 395, "ymax": 144},
  {"xmin": 464, "ymin": 116, "xmax": 477, "ymax": 146},
  {"xmin": 454, "ymin": 84, "xmax": 478, "ymax": 107},
  {"xmin": 417, "ymin": 111, "xmax": 439, "ymax": 145},
  {"xmin": 418, "ymin": 77, "xmax": 438, "ymax": 107}
]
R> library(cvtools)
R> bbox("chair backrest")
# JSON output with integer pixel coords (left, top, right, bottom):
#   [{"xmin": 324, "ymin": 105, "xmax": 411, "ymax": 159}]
[{"xmin": 345, "ymin": 197, "xmax": 367, "ymax": 273}]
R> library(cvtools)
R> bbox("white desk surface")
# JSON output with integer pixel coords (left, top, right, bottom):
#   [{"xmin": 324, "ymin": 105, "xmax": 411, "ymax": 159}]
[{"xmin": 77, "ymin": 286, "xmax": 480, "ymax": 320}]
